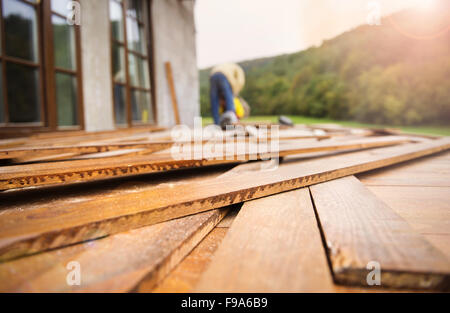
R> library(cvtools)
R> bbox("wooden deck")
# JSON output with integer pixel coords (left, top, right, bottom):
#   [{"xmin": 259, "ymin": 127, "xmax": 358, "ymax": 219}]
[
  {"xmin": 0, "ymin": 125, "xmax": 448, "ymax": 292},
  {"xmin": 150, "ymin": 151, "xmax": 450, "ymax": 292}
]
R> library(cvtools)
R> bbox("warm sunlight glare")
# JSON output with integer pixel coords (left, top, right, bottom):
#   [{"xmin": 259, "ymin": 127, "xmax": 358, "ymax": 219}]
[{"xmin": 413, "ymin": 0, "xmax": 438, "ymax": 9}]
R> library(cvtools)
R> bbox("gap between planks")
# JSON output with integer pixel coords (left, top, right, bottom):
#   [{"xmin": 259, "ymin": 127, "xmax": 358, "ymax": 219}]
[
  {"xmin": 0, "ymin": 208, "xmax": 228, "ymax": 292},
  {"xmin": 309, "ymin": 176, "xmax": 450, "ymax": 291}
]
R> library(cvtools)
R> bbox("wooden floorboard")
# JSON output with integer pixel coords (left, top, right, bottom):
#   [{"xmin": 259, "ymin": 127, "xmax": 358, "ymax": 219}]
[
  {"xmin": 149, "ymin": 228, "xmax": 228, "ymax": 293},
  {"xmin": 358, "ymin": 151, "xmax": 450, "ymax": 259},
  {"xmin": 358, "ymin": 151, "xmax": 450, "ymax": 187},
  {"xmin": 195, "ymin": 188, "xmax": 335, "ymax": 292},
  {"xmin": 0, "ymin": 136, "xmax": 409, "ymax": 191},
  {"xmin": 0, "ymin": 138, "xmax": 448, "ymax": 262},
  {"xmin": 310, "ymin": 176, "xmax": 450, "ymax": 290},
  {"xmin": 367, "ymin": 186, "xmax": 450, "ymax": 259},
  {"xmin": 0, "ymin": 209, "xmax": 227, "ymax": 292}
]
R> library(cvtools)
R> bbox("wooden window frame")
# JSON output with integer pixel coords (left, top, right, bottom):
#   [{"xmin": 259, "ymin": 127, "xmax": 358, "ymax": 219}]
[
  {"xmin": 109, "ymin": 0, "xmax": 157, "ymax": 128},
  {"xmin": 0, "ymin": 0, "xmax": 84, "ymax": 135}
]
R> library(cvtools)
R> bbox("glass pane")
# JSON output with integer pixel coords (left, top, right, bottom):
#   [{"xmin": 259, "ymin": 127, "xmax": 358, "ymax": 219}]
[
  {"xmin": 131, "ymin": 90, "xmax": 153, "ymax": 123},
  {"xmin": 112, "ymin": 43, "xmax": 126, "ymax": 83},
  {"xmin": 128, "ymin": 54, "xmax": 149, "ymax": 88},
  {"xmin": 110, "ymin": 0, "xmax": 124, "ymax": 42},
  {"xmin": 51, "ymin": 0, "xmax": 72, "ymax": 15},
  {"xmin": 55, "ymin": 73, "xmax": 78, "ymax": 126},
  {"xmin": 126, "ymin": 17, "xmax": 146, "ymax": 55},
  {"xmin": 0, "ymin": 63, "xmax": 3, "ymax": 123},
  {"xmin": 52, "ymin": 15, "xmax": 76, "ymax": 70},
  {"xmin": 126, "ymin": 0, "xmax": 142, "ymax": 21},
  {"xmin": 6, "ymin": 63, "xmax": 40, "ymax": 123},
  {"xmin": 3, "ymin": 0, "xmax": 39, "ymax": 62},
  {"xmin": 113, "ymin": 84, "xmax": 127, "ymax": 125}
]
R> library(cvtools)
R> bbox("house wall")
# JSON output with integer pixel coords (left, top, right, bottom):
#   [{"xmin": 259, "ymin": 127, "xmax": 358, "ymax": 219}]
[
  {"xmin": 152, "ymin": 0, "xmax": 199, "ymax": 127},
  {"xmin": 81, "ymin": 0, "xmax": 115, "ymax": 132},
  {"xmin": 80, "ymin": 0, "xmax": 199, "ymax": 131}
]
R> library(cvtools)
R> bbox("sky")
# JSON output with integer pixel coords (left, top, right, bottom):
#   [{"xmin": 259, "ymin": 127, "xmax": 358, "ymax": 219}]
[{"xmin": 195, "ymin": 0, "xmax": 434, "ymax": 68}]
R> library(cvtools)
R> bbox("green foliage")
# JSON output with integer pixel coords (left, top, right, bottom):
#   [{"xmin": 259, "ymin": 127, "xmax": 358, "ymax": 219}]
[{"xmin": 200, "ymin": 6, "xmax": 450, "ymax": 126}]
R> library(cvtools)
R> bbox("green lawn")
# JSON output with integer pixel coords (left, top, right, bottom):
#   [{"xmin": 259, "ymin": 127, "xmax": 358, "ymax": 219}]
[{"xmin": 202, "ymin": 115, "xmax": 450, "ymax": 136}]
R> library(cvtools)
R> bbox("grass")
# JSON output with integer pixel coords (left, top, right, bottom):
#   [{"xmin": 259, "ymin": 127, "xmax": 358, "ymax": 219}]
[{"xmin": 201, "ymin": 115, "xmax": 450, "ymax": 137}]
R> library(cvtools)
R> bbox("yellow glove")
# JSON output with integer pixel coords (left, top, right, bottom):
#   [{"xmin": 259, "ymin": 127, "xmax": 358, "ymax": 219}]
[{"xmin": 219, "ymin": 97, "xmax": 245, "ymax": 119}]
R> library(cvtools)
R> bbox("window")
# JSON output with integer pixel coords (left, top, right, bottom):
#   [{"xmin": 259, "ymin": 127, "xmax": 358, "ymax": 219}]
[
  {"xmin": 110, "ymin": 0, "xmax": 154, "ymax": 127},
  {"xmin": 0, "ymin": 0, "xmax": 83, "ymax": 130},
  {"xmin": 49, "ymin": 0, "xmax": 82, "ymax": 128},
  {"xmin": 0, "ymin": 0, "xmax": 44, "ymax": 126}
]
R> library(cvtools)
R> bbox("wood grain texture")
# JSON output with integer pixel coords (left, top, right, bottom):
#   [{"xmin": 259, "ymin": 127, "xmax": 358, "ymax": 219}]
[
  {"xmin": 367, "ymin": 186, "xmax": 450, "ymax": 260},
  {"xmin": 0, "ymin": 138, "xmax": 448, "ymax": 262},
  {"xmin": 195, "ymin": 188, "xmax": 335, "ymax": 292},
  {"xmin": 359, "ymin": 150, "xmax": 450, "ymax": 187},
  {"xmin": 0, "ymin": 209, "xmax": 227, "ymax": 292},
  {"xmin": 164, "ymin": 62, "xmax": 181, "ymax": 125},
  {"xmin": 0, "ymin": 136, "xmax": 409, "ymax": 190},
  {"xmin": 149, "ymin": 228, "xmax": 228, "ymax": 293},
  {"xmin": 358, "ymin": 151, "xmax": 450, "ymax": 259},
  {"xmin": 310, "ymin": 176, "xmax": 450, "ymax": 290},
  {"xmin": 0, "ymin": 141, "xmax": 176, "ymax": 160},
  {"xmin": 0, "ymin": 126, "xmax": 167, "ymax": 149}
]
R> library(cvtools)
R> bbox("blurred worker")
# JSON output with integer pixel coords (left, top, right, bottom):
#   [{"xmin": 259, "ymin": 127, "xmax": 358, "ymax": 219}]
[{"xmin": 209, "ymin": 63, "xmax": 246, "ymax": 127}]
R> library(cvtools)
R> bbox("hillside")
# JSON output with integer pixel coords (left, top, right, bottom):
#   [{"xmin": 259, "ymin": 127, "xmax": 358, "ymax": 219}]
[{"xmin": 199, "ymin": 2, "xmax": 450, "ymax": 126}]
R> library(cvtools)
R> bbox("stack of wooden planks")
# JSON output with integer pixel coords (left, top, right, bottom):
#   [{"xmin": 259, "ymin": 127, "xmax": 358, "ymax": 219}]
[{"xmin": 0, "ymin": 124, "xmax": 449, "ymax": 292}]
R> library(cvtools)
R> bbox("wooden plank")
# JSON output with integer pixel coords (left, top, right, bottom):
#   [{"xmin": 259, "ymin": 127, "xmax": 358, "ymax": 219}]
[
  {"xmin": 149, "ymin": 228, "xmax": 228, "ymax": 293},
  {"xmin": 0, "ymin": 136, "xmax": 409, "ymax": 190},
  {"xmin": 359, "ymin": 151, "xmax": 450, "ymax": 187},
  {"xmin": 0, "ymin": 208, "xmax": 227, "ymax": 292},
  {"xmin": 1, "ymin": 126, "xmax": 167, "ymax": 149},
  {"xmin": 195, "ymin": 189, "xmax": 335, "ymax": 292},
  {"xmin": 0, "ymin": 141, "xmax": 177, "ymax": 160},
  {"xmin": 151, "ymin": 221, "xmax": 382, "ymax": 293},
  {"xmin": 0, "ymin": 138, "xmax": 448, "ymax": 262},
  {"xmin": 310, "ymin": 176, "xmax": 450, "ymax": 290},
  {"xmin": 366, "ymin": 186, "xmax": 450, "ymax": 258},
  {"xmin": 0, "ymin": 134, "xmax": 334, "ymax": 161},
  {"xmin": 165, "ymin": 62, "xmax": 181, "ymax": 125}
]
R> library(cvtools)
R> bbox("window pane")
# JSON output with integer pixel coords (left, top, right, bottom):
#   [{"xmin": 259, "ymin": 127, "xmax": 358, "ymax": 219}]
[
  {"xmin": 128, "ymin": 54, "xmax": 149, "ymax": 88},
  {"xmin": 0, "ymin": 64, "xmax": 4, "ymax": 123},
  {"xmin": 7, "ymin": 63, "xmax": 40, "ymax": 123},
  {"xmin": 126, "ymin": 17, "xmax": 146, "ymax": 55},
  {"xmin": 112, "ymin": 43, "xmax": 126, "ymax": 83},
  {"xmin": 126, "ymin": 0, "xmax": 142, "ymax": 21},
  {"xmin": 113, "ymin": 84, "xmax": 127, "ymax": 125},
  {"xmin": 3, "ymin": 0, "xmax": 39, "ymax": 62},
  {"xmin": 110, "ymin": 0, "xmax": 124, "ymax": 42},
  {"xmin": 52, "ymin": 15, "xmax": 76, "ymax": 70},
  {"xmin": 131, "ymin": 90, "xmax": 153, "ymax": 123},
  {"xmin": 51, "ymin": 0, "xmax": 73, "ymax": 16},
  {"xmin": 55, "ymin": 73, "xmax": 78, "ymax": 126}
]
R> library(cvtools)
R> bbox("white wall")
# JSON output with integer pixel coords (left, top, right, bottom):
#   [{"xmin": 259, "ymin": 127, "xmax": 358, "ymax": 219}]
[
  {"xmin": 80, "ymin": 0, "xmax": 115, "ymax": 132},
  {"xmin": 152, "ymin": 0, "xmax": 199, "ymax": 127}
]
